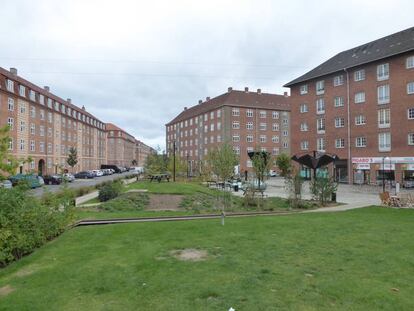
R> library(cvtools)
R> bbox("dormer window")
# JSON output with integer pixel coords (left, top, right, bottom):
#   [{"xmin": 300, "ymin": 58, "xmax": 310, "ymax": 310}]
[
  {"xmin": 19, "ymin": 85, "xmax": 26, "ymax": 97},
  {"xmin": 6, "ymin": 79, "xmax": 14, "ymax": 92}
]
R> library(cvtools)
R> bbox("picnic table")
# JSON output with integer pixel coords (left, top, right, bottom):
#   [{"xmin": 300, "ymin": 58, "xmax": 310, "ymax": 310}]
[{"xmin": 148, "ymin": 174, "xmax": 170, "ymax": 183}]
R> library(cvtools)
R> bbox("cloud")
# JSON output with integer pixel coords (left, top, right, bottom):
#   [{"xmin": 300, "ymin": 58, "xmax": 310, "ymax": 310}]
[{"xmin": 1, "ymin": 0, "xmax": 413, "ymax": 150}]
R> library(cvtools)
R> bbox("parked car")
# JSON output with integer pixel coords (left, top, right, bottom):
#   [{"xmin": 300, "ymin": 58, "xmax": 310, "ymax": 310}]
[
  {"xmin": 63, "ymin": 173, "xmax": 75, "ymax": 182},
  {"xmin": 92, "ymin": 169, "xmax": 104, "ymax": 177},
  {"xmin": 9, "ymin": 174, "xmax": 42, "ymax": 188},
  {"xmin": 100, "ymin": 164, "xmax": 122, "ymax": 174},
  {"xmin": 37, "ymin": 176, "xmax": 45, "ymax": 186},
  {"xmin": 74, "ymin": 171, "xmax": 95, "ymax": 179},
  {"xmin": 0, "ymin": 180, "xmax": 13, "ymax": 189},
  {"xmin": 43, "ymin": 175, "xmax": 63, "ymax": 185},
  {"xmin": 269, "ymin": 170, "xmax": 279, "ymax": 177}
]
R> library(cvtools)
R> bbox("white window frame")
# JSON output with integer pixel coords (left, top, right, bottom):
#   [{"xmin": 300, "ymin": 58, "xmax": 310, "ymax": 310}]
[
  {"xmin": 232, "ymin": 121, "xmax": 240, "ymax": 129},
  {"xmin": 259, "ymin": 110, "xmax": 267, "ymax": 118},
  {"xmin": 407, "ymin": 82, "xmax": 414, "ymax": 95},
  {"xmin": 334, "ymin": 96, "xmax": 344, "ymax": 107},
  {"xmin": 333, "ymin": 75, "xmax": 344, "ymax": 87},
  {"xmin": 246, "ymin": 135, "xmax": 253, "ymax": 143},
  {"xmin": 408, "ymin": 133, "xmax": 414, "ymax": 146},
  {"xmin": 246, "ymin": 109, "xmax": 253, "ymax": 117},
  {"xmin": 259, "ymin": 123, "xmax": 267, "ymax": 131},
  {"xmin": 355, "ymin": 115, "xmax": 366, "ymax": 125},
  {"xmin": 356, "ymin": 137, "xmax": 367, "ymax": 148},
  {"xmin": 300, "ymin": 84, "xmax": 308, "ymax": 95},
  {"xmin": 272, "ymin": 111, "xmax": 279, "ymax": 119},
  {"xmin": 334, "ymin": 117, "xmax": 345, "ymax": 128},
  {"xmin": 300, "ymin": 122, "xmax": 308, "ymax": 131},
  {"xmin": 378, "ymin": 109, "xmax": 390, "ymax": 129},
  {"xmin": 407, "ymin": 56, "xmax": 414, "ymax": 69},
  {"xmin": 316, "ymin": 80, "xmax": 325, "ymax": 95},
  {"xmin": 354, "ymin": 69, "xmax": 365, "ymax": 81},
  {"xmin": 377, "ymin": 84, "xmax": 390, "ymax": 104},
  {"xmin": 354, "ymin": 92, "xmax": 365, "ymax": 104},
  {"xmin": 300, "ymin": 104, "xmax": 308, "ymax": 113},
  {"xmin": 316, "ymin": 98, "xmax": 325, "ymax": 114},
  {"xmin": 8, "ymin": 98, "xmax": 14, "ymax": 111},
  {"xmin": 408, "ymin": 108, "xmax": 414, "ymax": 120},
  {"xmin": 259, "ymin": 135, "xmax": 266, "ymax": 143},
  {"xmin": 300, "ymin": 141, "xmax": 309, "ymax": 150},
  {"xmin": 377, "ymin": 63, "xmax": 389, "ymax": 81},
  {"xmin": 317, "ymin": 138, "xmax": 325, "ymax": 152},
  {"xmin": 378, "ymin": 132, "xmax": 391, "ymax": 152},
  {"xmin": 246, "ymin": 122, "xmax": 253, "ymax": 130},
  {"xmin": 272, "ymin": 135, "xmax": 279, "ymax": 143},
  {"xmin": 335, "ymin": 138, "xmax": 345, "ymax": 149},
  {"xmin": 317, "ymin": 118, "xmax": 325, "ymax": 134},
  {"xmin": 232, "ymin": 108, "xmax": 240, "ymax": 116}
]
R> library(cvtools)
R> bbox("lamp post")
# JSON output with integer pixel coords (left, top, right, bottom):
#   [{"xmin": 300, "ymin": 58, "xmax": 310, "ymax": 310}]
[
  {"xmin": 173, "ymin": 140, "xmax": 176, "ymax": 182},
  {"xmin": 382, "ymin": 156, "xmax": 390, "ymax": 192},
  {"xmin": 186, "ymin": 153, "xmax": 189, "ymax": 179}
]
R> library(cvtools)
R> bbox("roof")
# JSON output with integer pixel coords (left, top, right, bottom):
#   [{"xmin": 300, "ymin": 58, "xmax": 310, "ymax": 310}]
[
  {"xmin": 0, "ymin": 67, "xmax": 105, "ymax": 126},
  {"xmin": 166, "ymin": 89, "xmax": 290, "ymax": 126},
  {"xmin": 106, "ymin": 123, "xmax": 135, "ymax": 141},
  {"xmin": 284, "ymin": 26, "xmax": 414, "ymax": 87}
]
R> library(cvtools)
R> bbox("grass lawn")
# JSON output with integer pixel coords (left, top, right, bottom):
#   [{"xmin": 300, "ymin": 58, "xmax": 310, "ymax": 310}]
[
  {"xmin": 125, "ymin": 181, "xmax": 220, "ymax": 195},
  {"xmin": 1, "ymin": 207, "xmax": 414, "ymax": 310}
]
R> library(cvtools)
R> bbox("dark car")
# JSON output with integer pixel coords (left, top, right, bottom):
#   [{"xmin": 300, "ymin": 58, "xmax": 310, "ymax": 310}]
[
  {"xmin": 74, "ymin": 171, "xmax": 95, "ymax": 179},
  {"xmin": 100, "ymin": 164, "xmax": 122, "ymax": 174},
  {"xmin": 43, "ymin": 175, "xmax": 63, "ymax": 185}
]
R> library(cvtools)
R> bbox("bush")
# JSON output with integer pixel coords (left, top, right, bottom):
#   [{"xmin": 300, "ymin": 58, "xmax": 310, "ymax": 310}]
[
  {"xmin": 98, "ymin": 181, "xmax": 123, "ymax": 202},
  {"xmin": 99, "ymin": 192, "xmax": 149, "ymax": 211},
  {"xmin": 0, "ymin": 187, "xmax": 74, "ymax": 267}
]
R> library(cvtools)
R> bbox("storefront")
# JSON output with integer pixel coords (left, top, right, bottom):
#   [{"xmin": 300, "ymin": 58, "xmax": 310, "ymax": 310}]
[
  {"xmin": 334, "ymin": 159, "xmax": 348, "ymax": 183},
  {"xmin": 352, "ymin": 157, "xmax": 414, "ymax": 186}
]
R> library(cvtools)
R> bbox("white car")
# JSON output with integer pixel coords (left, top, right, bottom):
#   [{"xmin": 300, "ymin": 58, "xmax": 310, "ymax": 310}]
[
  {"xmin": 92, "ymin": 170, "xmax": 104, "ymax": 177},
  {"xmin": 269, "ymin": 170, "xmax": 278, "ymax": 177},
  {"xmin": 0, "ymin": 180, "xmax": 13, "ymax": 189}
]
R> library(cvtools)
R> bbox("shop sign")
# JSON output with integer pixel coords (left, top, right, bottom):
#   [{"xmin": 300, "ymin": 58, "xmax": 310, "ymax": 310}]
[
  {"xmin": 404, "ymin": 164, "xmax": 414, "ymax": 170},
  {"xmin": 352, "ymin": 157, "xmax": 414, "ymax": 164},
  {"xmin": 380, "ymin": 164, "xmax": 395, "ymax": 170},
  {"xmin": 356, "ymin": 163, "xmax": 370, "ymax": 170}
]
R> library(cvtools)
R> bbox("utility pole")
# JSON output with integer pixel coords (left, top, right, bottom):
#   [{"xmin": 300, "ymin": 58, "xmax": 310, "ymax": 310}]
[
  {"xmin": 173, "ymin": 140, "xmax": 176, "ymax": 182},
  {"xmin": 186, "ymin": 153, "xmax": 189, "ymax": 179}
]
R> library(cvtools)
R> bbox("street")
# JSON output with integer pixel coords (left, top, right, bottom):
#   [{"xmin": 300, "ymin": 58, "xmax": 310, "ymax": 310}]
[{"xmin": 31, "ymin": 171, "xmax": 136, "ymax": 197}]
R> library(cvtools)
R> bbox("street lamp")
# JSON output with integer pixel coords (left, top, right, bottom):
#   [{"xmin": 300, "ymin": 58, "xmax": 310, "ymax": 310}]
[
  {"xmin": 382, "ymin": 156, "xmax": 390, "ymax": 192},
  {"xmin": 172, "ymin": 140, "xmax": 176, "ymax": 182}
]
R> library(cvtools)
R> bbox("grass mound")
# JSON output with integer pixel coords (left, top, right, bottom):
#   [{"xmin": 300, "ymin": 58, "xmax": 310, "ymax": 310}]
[{"xmin": 99, "ymin": 192, "xmax": 149, "ymax": 212}]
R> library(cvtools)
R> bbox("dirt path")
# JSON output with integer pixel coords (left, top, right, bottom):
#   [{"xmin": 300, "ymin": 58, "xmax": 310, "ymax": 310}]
[{"xmin": 147, "ymin": 194, "xmax": 184, "ymax": 211}]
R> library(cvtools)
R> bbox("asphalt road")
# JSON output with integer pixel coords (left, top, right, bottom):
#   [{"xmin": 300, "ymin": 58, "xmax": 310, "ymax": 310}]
[{"xmin": 31, "ymin": 171, "xmax": 136, "ymax": 197}]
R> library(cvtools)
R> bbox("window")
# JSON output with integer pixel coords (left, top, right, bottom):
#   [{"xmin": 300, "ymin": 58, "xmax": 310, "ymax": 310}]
[
  {"xmin": 232, "ymin": 121, "xmax": 240, "ymax": 129},
  {"xmin": 377, "ymin": 63, "xmax": 389, "ymax": 81},
  {"xmin": 407, "ymin": 56, "xmax": 414, "ymax": 69},
  {"xmin": 260, "ymin": 135, "xmax": 266, "ymax": 143},
  {"xmin": 316, "ymin": 80, "xmax": 325, "ymax": 95},
  {"xmin": 301, "ymin": 141, "xmax": 309, "ymax": 150},
  {"xmin": 354, "ymin": 69, "xmax": 365, "ymax": 81},
  {"xmin": 407, "ymin": 82, "xmax": 414, "ymax": 94},
  {"xmin": 282, "ymin": 130, "xmax": 288, "ymax": 137},
  {"xmin": 29, "ymin": 90, "xmax": 35, "ymax": 101},
  {"xmin": 272, "ymin": 111, "xmax": 279, "ymax": 119},
  {"xmin": 316, "ymin": 98, "xmax": 325, "ymax": 114},
  {"xmin": 232, "ymin": 108, "xmax": 240, "ymax": 116},
  {"xmin": 210, "ymin": 111, "xmax": 214, "ymax": 119},
  {"xmin": 378, "ymin": 109, "xmax": 390, "ymax": 128},
  {"xmin": 20, "ymin": 139, "xmax": 25, "ymax": 151},
  {"xmin": 6, "ymin": 79, "xmax": 14, "ymax": 92},
  {"xmin": 272, "ymin": 148, "xmax": 280, "ymax": 155},
  {"xmin": 300, "ymin": 84, "xmax": 308, "ymax": 95},
  {"xmin": 333, "ymin": 75, "xmax": 344, "ymax": 86},
  {"xmin": 272, "ymin": 135, "xmax": 279, "ymax": 143},
  {"xmin": 20, "ymin": 121, "xmax": 25, "ymax": 132},
  {"xmin": 210, "ymin": 136, "xmax": 214, "ymax": 143},
  {"xmin": 217, "ymin": 122, "xmax": 221, "ymax": 130},
  {"xmin": 356, "ymin": 137, "xmax": 367, "ymax": 148},
  {"xmin": 259, "ymin": 110, "xmax": 267, "ymax": 118},
  {"xmin": 354, "ymin": 92, "xmax": 365, "ymax": 103},
  {"xmin": 30, "ymin": 106, "xmax": 36, "ymax": 118},
  {"xmin": 378, "ymin": 85, "xmax": 390, "ymax": 104},
  {"xmin": 54, "ymin": 101, "xmax": 59, "ymax": 111},
  {"xmin": 300, "ymin": 104, "xmax": 308, "ymax": 113},
  {"xmin": 355, "ymin": 115, "xmax": 366, "ymax": 125},
  {"xmin": 246, "ymin": 109, "xmax": 253, "ymax": 117},
  {"xmin": 282, "ymin": 141, "xmax": 289, "ymax": 149},
  {"xmin": 203, "ymin": 114, "xmax": 207, "ymax": 122},
  {"xmin": 184, "ymin": 120, "xmax": 188, "ymax": 127},
  {"xmin": 246, "ymin": 135, "xmax": 253, "ymax": 143},
  {"xmin": 300, "ymin": 122, "xmax": 308, "ymax": 131},
  {"xmin": 246, "ymin": 122, "xmax": 253, "ymax": 130},
  {"xmin": 48, "ymin": 112, "xmax": 53, "ymax": 123},
  {"xmin": 19, "ymin": 103, "xmax": 26, "ymax": 114},
  {"xmin": 232, "ymin": 135, "xmax": 240, "ymax": 142},
  {"xmin": 317, "ymin": 118, "xmax": 325, "ymax": 133},
  {"xmin": 39, "ymin": 94, "xmax": 44, "ymax": 105},
  {"xmin": 7, "ymin": 118, "xmax": 14, "ymax": 130},
  {"xmin": 335, "ymin": 138, "xmax": 345, "ymax": 148},
  {"xmin": 334, "ymin": 96, "xmax": 344, "ymax": 107},
  {"xmin": 378, "ymin": 132, "xmax": 391, "ymax": 151},
  {"xmin": 8, "ymin": 138, "xmax": 13, "ymax": 150},
  {"xmin": 40, "ymin": 110, "xmax": 45, "ymax": 120},
  {"xmin": 19, "ymin": 85, "xmax": 26, "ymax": 97},
  {"xmin": 272, "ymin": 123, "xmax": 279, "ymax": 131},
  {"xmin": 408, "ymin": 133, "xmax": 414, "ymax": 145},
  {"xmin": 8, "ymin": 98, "xmax": 14, "ymax": 111},
  {"xmin": 217, "ymin": 135, "xmax": 221, "ymax": 142},
  {"xmin": 30, "ymin": 123, "xmax": 35, "ymax": 135},
  {"xmin": 40, "ymin": 125, "xmax": 45, "ymax": 137},
  {"xmin": 210, "ymin": 123, "xmax": 215, "ymax": 131},
  {"xmin": 259, "ymin": 123, "xmax": 267, "ymax": 131},
  {"xmin": 408, "ymin": 108, "xmax": 414, "ymax": 120},
  {"xmin": 282, "ymin": 119, "xmax": 289, "ymax": 125},
  {"xmin": 335, "ymin": 117, "xmax": 345, "ymax": 128},
  {"xmin": 317, "ymin": 138, "xmax": 325, "ymax": 152},
  {"xmin": 30, "ymin": 140, "xmax": 35, "ymax": 151},
  {"xmin": 217, "ymin": 109, "xmax": 221, "ymax": 118}
]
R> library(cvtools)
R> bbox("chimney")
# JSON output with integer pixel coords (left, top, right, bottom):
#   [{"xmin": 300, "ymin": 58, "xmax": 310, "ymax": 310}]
[
  {"xmin": 257, "ymin": 88, "xmax": 261, "ymax": 94},
  {"xmin": 10, "ymin": 68, "xmax": 17, "ymax": 76},
  {"xmin": 67, "ymin": 98, "xmax": 71, "ymax": 104},
  {"xmin": 283, "ymin": 92, "xmax": 288, "ymax": 97},
  {"xmin": 228, "ymin": 87, "xmax": 233, "ymax": 92},
  {"xmin": 184, "ymin": 107, "xmax": 187, "ymax": 111},
  {"xmin": 206, "ymin": 96, "xmax": 210, "ymax": 101},
  {"xmin": 44, "ymin": 86, "xmax": 50, "ymax": 92},
  {"xmin": 198, "ymin": 99, "xmax": 202, "ymax": 104},
  {"xmin": 244, "ymin": 87, "xmax": 249, "ymax": 93},
  {"xmin": 82, "ymin": 105, "xmax": 86, "ymax": 110}
]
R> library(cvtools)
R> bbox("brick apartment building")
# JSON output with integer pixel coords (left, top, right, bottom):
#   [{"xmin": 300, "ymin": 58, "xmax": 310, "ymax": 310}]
[
  {"xmin": 284, "ymin": 27, "xmax": 414, "ymax": 186},
  {"xmin": 106, "ymin": 123, "xmax": 136, "ymax": 167},
  {"xmin": 166, "ymin": 87, "xmax": 290, "ymax": 175},
  {"xmin": 0, "ymin": 67, "xmax": 107, "ymax": 175},
  {"xmin": 135, "ymin": 139, "xmax": 156, "ymax": 167}
]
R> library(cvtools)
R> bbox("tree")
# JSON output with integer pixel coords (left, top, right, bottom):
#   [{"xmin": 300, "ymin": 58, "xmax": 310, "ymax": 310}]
[
  {"xmin": 310, "ymin": 177, "xmax": 338, "ymax": 206},
  {"xmin": 0, "ymin": 126, "xmax": 19, "ymax": 180},
  {"xmin": 251, "ymin": 150, "xmax": 272, "ymax": 187},
  {"xmin": 285, "ymin": 168, "xmax": 304, "ymax": 209},
  {"xmin": 207, "ymin": 142, "xmax": 238, "ymax": 185},
  {"xmin": 167, "ymin": 156, "xmax": 186, "ymax": 178},
  {"xmin": 66, "ymin": 147, "xmax": 78, "ymax": 172},
  {"xmin": 144, "ymin": 152, "xmax": 168, "ymax": 175},
  {"xmin": 276, "ymin": 153, "xmax": 292, "ymax": 177}
]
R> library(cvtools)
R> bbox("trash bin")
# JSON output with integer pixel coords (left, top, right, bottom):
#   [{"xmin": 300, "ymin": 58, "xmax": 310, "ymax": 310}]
[
  {"xmin": 234, "ymin": 184, "xmax": 239, "ymax": 192},
  {"xmin": 331, "ymin": 192, "xmax": 336, "ymax": 202}
]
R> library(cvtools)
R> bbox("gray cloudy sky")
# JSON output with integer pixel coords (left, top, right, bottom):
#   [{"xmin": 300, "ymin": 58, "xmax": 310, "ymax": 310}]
[{"xmin": 1, "ymin": 0, "xmax": 413, "ymax": 150}]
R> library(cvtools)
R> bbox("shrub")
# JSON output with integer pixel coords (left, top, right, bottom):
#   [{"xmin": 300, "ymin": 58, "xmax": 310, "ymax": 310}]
[
  {"xmin": 98, "ymin": 181, "xmax": 123, "ymax": 202},
  {"xmin": 0, "ymin": 187, "xmax": 74, "ymax": 267},
  {"xmin": 99, "ymin": 192, "xmax": 149, "ymax": 211}
]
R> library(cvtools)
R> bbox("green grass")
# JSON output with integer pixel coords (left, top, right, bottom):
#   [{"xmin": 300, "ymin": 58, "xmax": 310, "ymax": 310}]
[
  {"xmin": 126, "ymin": 181, "xmax": 219, "ymax": 195},
  {"xmin": 1, "ymin": 207, "xmax": 413, "ymax": 310}
]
